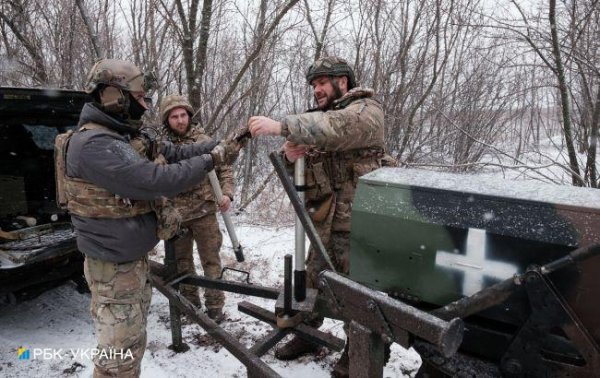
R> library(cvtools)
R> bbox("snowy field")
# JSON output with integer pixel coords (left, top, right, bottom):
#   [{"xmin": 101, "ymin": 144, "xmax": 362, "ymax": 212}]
[{"xmin": 0, "ymin": 222, "xmax": 421, "ymax": 378}]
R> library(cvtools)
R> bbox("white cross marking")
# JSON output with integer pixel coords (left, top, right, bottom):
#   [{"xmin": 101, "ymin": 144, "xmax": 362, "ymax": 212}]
[{"xmin": 435, "ymin": 228, "xmax": 519, "ymax": 296}]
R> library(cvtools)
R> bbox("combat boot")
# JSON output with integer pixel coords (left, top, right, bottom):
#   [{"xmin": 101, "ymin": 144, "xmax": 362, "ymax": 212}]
[
  {"xmin": 275, "ymin": 336, "xmax": 321, "ymax": 360},
  {"xmin": 206, "ymin": 308, "xmax": 225, "ymax": 324}
]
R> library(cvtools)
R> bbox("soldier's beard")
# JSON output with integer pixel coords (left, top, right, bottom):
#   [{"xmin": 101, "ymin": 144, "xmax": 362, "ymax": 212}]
[
  {"xmin": 170, "ymin": 122, "xmax": 190, "ymax": 136},
  {"xmin": 316, "ymin": 92, "xmax": 339, "ymax": 110}
]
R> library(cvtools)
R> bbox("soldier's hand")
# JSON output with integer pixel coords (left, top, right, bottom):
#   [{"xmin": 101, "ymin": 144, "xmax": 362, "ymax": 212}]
[
  {"xmin": 248, "ymin": 116, "xmax": 282, "ymax": 136},
  {"xmin": 282, "ymin": 141, "xmax": 307, "ymax": 163},
  {"xmin": 210, "ymin": 139, "xmax": 242, "ymax": 166},
  {"xmin": 218, "ymin": 195, "xmax": 232, "ymax": 213}
]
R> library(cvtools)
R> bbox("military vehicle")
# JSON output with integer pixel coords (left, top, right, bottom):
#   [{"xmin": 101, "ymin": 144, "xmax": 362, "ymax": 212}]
[{"xmin": 0, "ymin": 87, "xmax": 89, "ymax": 304}]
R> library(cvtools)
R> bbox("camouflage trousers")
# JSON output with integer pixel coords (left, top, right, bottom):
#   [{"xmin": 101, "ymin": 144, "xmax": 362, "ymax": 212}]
[
  {"xmin": 303, "ymin": 194, "xmax": 351, "ymax": 328},
  {"xmin": 306, "ymin": 231, "xmax": 351, "ymax": 290},
  {"xmin": 174, "ymin": 214, "xmax": 225, "ymax": 310},
  {"xmin": 84, "ymin": 255, "xmax": 152, "ymax": 378}
]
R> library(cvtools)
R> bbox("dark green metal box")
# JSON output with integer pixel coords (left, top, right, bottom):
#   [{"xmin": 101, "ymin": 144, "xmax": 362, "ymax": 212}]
[{"xmin": 350, "ymin": 168, "xmax": 600, "ymax": 341}]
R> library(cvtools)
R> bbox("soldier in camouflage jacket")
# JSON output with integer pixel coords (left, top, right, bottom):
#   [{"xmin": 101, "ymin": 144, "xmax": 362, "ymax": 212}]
[
  {"xmin": 159, "ymin": 95, "xmax": 234, "ymax": 322},
  {"xmin": 249, "ymin": 56, "xmax": 394, "ymax": 376}
]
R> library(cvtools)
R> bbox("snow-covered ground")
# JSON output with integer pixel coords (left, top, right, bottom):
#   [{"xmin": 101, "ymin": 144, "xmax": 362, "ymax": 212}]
[{"xmin": 0, "ymin": 223, "xmax": 421, "ymax": 378}]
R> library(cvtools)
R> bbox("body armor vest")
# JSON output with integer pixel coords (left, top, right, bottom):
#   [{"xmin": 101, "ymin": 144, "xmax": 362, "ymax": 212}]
[
  {"xmin": 304, "ymin": 147, "xmax": 385, "ymax": 202},
  {"xmin": 300, "ymin": 89, "xmax": 394, "ymax": 228},
  {"xmin": 54, "ymin": 123, "xmax": 152, "ymax": 219}
]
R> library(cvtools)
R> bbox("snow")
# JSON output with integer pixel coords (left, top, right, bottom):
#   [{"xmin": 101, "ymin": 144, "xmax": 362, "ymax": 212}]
[
  {"xmin": 0, "ymin": 223, "xmax": 421, "ymax": 377},
  {"xmin": 365, "ymin": 168, "xmax": 600, "ymax": 210}
]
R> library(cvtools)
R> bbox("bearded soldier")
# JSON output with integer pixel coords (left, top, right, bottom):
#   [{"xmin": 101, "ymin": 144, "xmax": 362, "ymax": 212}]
[
  {"xmin": 248, "ymin": 56, "xmax": 393, "ymax": 377},
  {"xmin": 158, "ymin": 95, "xmax": 233, "ymax": 323},
  {"xmin": 55, "ymin": 59, "xmax": 242, "ymax": 377}
]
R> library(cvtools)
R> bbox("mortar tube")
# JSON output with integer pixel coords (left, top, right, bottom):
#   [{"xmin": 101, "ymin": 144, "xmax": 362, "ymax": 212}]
[
  {"xmin": 269, "ymin": 152, "xmax": 335, "ymax": 272},
  {"xmin": 208, "ymin": 170, "xmax": 244, "ymax": 262},
  {"xmin": 294, "ymin": 157, "xmax": 306, "ymax": 301}
]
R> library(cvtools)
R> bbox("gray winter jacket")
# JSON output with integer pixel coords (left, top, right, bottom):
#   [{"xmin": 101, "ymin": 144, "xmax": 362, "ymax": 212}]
[{"xmin": 66, "ymin": 103, "xmax": 217, "ymax": 262}]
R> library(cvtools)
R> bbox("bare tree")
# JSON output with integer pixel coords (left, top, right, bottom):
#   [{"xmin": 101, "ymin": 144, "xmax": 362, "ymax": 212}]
[
  {"xmin": 303, "ymin": 0, "xmax": 337, "ymax": 60},
  {"xmin": 1, "ymin": 0, "xmax": 598, "ymax": 197},
  {"xmin": 156, "ymin": 0, "xmax": 213, "ymax": 111},
  {"xmin": 0, "ymin": 0, "xmax": 121, "ymax": 87},
  {"xmin": 239, "ymin": 0, "xmax": 270, "ymax": 204},
  {"xmin": 76, "ymin": 0, "xmax": 103, "ymax": 60},
  {"xmin": 203, "ymin": 0, "xmax": 301, "ymax": 134},
  {"xmin": 548, "ymin": 0, "xmax": 582, "ymax": 185},
  {"xmin": 0, "ymin": 1, "xmax": 49, "ymax": 84}
]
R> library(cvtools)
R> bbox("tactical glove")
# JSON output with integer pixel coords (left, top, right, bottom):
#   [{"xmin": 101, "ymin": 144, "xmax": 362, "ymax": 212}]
[{"xmin": 210, "ymin": 138, "xmax": 242, "ymax": 166}]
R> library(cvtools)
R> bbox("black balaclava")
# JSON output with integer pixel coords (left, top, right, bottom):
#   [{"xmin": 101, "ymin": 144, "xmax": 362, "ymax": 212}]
[{"xmin": 128, "ymin": 93, "xmax": 147, "ymax": 121}]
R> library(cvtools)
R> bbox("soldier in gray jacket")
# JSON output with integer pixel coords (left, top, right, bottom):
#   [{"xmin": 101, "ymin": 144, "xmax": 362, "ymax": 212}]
[
  {"xmin": 249, "ymin": 56, "xmax": 392, "ymax": 377},
  {"xmin": 55, "ymin": 59, "xmax": 242, "ymax": 378}
]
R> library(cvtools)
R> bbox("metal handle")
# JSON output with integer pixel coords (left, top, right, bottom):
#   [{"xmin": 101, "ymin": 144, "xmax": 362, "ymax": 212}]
[{"xmin": 208, "ymin": 170, "xmax": 245, "ymax": 262}]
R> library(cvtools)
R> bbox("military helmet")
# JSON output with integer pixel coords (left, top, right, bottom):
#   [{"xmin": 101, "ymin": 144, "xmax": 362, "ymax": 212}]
[
  {"xmin": 159, "ymin": 95, "xmax": 194, "ymax": 123},
  {"xmin": 84, "ymin": 58, "xmax": 156, "ymax": 94},
  {"xmin": 305, "ymin": 56, "xmax": 356, "ymax": 89}
]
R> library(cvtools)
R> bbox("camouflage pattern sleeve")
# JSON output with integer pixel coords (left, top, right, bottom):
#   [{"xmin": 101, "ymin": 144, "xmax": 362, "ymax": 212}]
[
  {"xmin": 190, "ymin": 127, "xmax": 235, "ymax": 200},
  {"xmin": 217, "ymin": 163, "xmax": 234, "ymax": 200},
  {"xmin": 281, "ymin": 150, "xmax": 295, "ymax": 174},
  {"xmin": 282, "ymin": 98, "xmax": 384, "ymax": 151}
]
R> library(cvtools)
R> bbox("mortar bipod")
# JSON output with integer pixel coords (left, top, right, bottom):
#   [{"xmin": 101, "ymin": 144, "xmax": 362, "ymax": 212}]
[
  {"xmin": 152, "ymin": 238, "xmax": 282, "ymax": 377},
  {"xmin": 152, "ymin": 243, "xmax": 342, "ymax": 377},
  {"xmin": 238, "ymin": 254, "xmax": 346, "ymax": 356}
]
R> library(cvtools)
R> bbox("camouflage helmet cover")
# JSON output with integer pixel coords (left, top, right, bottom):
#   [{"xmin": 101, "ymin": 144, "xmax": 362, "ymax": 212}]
[
  {"xmin": 159, "ymin": 95, "xmax": 194, "ymax": 123},
  {"xmin": 305, "ymin": 56, "xmax": 356, "ymax": 89},
  {"xmin": 85, "ymin": 58, "xmax": 155, "ymax": 94}
]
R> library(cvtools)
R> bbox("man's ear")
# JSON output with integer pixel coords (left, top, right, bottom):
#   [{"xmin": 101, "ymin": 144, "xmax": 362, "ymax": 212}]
[{"xmin": 336, "ymin": 76, "xmax": 349, "ymax": 93}]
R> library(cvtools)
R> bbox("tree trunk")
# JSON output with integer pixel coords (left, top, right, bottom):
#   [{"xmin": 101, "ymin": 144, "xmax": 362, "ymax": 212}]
[
  {"xmin": 549, "ymin": 0, "xmax": 583, "ymax": 186},
  {"xmin": 240, "ymin": 0, "xmax": 268, "ymax": 204},
  {"xmin": 191, "ymin": 0, "xmax": 213, "ymax": 113},
  {"xmin": 76, "ymin": 0, "xmax": 103, "ymax": 60},
  {"xmin": 586, "ymin": 83, "xmax": 600, "ymax": 188}
]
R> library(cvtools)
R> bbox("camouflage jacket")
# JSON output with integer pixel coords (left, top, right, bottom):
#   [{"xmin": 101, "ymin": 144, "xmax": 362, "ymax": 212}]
[
  {"xmin": 282, "ymin": 87, "xmax": 390, "ymax": 232},
  {"xmin": 163, "ymin": 125, "xmax": 234, "ymax": 221},
  {"xmin": 282, "ymin": 88, "xmax": 384, "ymax": 151}
]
